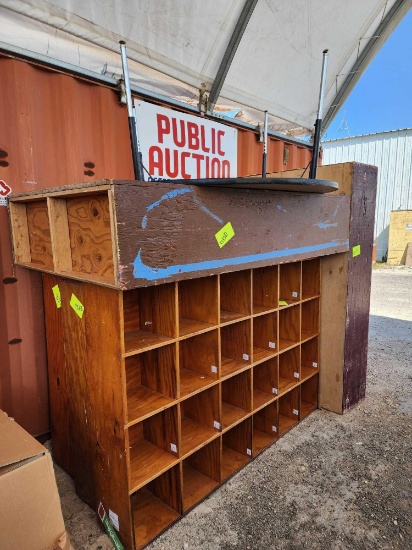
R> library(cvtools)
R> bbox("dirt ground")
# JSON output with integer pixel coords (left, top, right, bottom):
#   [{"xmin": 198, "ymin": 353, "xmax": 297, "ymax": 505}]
[{"xmin": 52, "ymin": 266, "xmax": 412, "ymax": 550}]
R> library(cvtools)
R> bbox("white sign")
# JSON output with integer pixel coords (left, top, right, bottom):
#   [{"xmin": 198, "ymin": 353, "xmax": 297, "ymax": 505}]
[
  {"xmin": 0, "ymin": 180, "xmax": 11, "ymax": 206},
  {"xmin": 134, "ymin": 101, "xmax": 237, "ymax": 180}
]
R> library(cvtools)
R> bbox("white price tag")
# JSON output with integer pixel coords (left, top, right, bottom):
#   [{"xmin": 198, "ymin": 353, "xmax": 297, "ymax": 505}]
[
  {"xmin": 211, "ymin": 365, "xmax": 217, "ymax": 373},
  {"xmin": 293, "ymin": 409, "xmax": 299, "ymax": 416},
  {"xmin": 170, "ymin": 443, "xmax": 177, "ymax": 453},
  {"xmin": 268, "ymin": 341, "xmax": 276, "ymax": 349},
  {"xmin": 213, "ymin": 421, "xmax": 221, "ymax": 430},
  {"xmin": 312, "ymin": 362, "xmax": 318, "ymax": 368},
  {"xmin": 109, "ymin": 509, "xmax": 119, "ymax": 531},
  {"xmin": 272, "ymin": 426, "xmax": 277, "ymax": 433},
  {"xmin": 294, "ymin": 372, "xmax": 299, "ymax": 379},
  {"xmin": 243, "ymin": 353, "xmax": 249, "ymax": 361},
  {"xmin": 292, "ymin": 291, "xmax": 298, "ymax": 298},
  {"xmin": 272, "ymin": 387, "xmax": 278, "ymax": 395},
  {"xmin": 246, "ymin": 448, "xmax": 252, "ymax": 456}
]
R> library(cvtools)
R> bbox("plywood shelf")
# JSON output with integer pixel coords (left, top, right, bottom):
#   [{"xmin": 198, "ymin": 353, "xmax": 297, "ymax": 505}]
[
  {"xmin": 182, "ymin": 439, "xmax": 220, "ymax": 511},
  {"xmin": 124, "ymin": 331, "xmax": 174, "ymax": 355},
  {"xmin": 220, "ymin": 270, "xmax": 252, "ymax": 322},
  {"xmin": 253, "ymin": 358, "xmax": 278, "ymax": 410},
  {"xmin": 179, "ymin": 277, "xmax": 218, "ymax": 336},
  {"xmin": 302, "ymin": 258, "xmax": 320, "ymax": 300},
  {"xmin": 126, "ymin": 386, "xmax": 176, "ymax": 426},
  {"xmin": 221, "ymin": 420, "xmax": 252, "ymax": 480},
  {"xmin": 253, "ymin": 265, "xmax": 278, "ymax": 313},
  {"xmin": 179, "ymin": 369, "xmax": 216, "ymax": 398},
  {"xmin": 181, "ymin": 417, "xmax": 219, "ymax": 457},
  {"xmin": 179, "ymin": 331, "xmax": 219, "ymax": 397},
  {"xmin": 252, "ymin": 403, "xmax": 278, "ymax": 455},
  {"xmin": 279, "ymin": 262, "xmax": 301, "ymax": 304},
  {"xmin": 221, "ymin": 320, "xmax": 251, "ymax": 377},
  {"xmin": 279, "ymin": 347, "xmax": 300, "ymax": 393},
  {"xmin": 221, "ymin": 371, "xmax": 251, "ymax": 430},
  {"xmin": 300, "ymin": 375, "xmax": 318, "ymax": 420},
  {"xmin": 253, "ymin": 312, "xmax": 278, "ymax": 359},
  {"xmin": 278, "ymin": 388, "xmax": 299, "ymax": 436},
  {"xmin": 129, "ymin": 439, "xmax": 179, "ymax": 493}
]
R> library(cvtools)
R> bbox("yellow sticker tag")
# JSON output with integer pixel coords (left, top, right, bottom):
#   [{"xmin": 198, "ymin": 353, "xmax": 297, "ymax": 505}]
[
  {"xmin": 215, "ymin": 222, "xmax": 235, "ymax": 248},
  {"xmin": 52, "ymin": 285, "xmax": 61, "ymax": 308},
  {"xmin": 279, "ymin": 300, "xmax": 288, "ymax": 306},
  {"xmin": 70, "ymin": 293, "xmax": 84, "ymax": 318},
  {"xmin": 352, "ymin": 245, "xmax": 361, "ymax": 257}
]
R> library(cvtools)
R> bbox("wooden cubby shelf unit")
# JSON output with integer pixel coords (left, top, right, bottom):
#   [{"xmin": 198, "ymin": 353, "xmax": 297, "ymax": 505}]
[
  {"xmin": 301, "ymin": 298, "xmax": 320, "ymax": 342},
  {"xmin": 302, "ymin": 258, "xmax": 321, "ymax": 300},
  {"xmin": 253, "ymin": 403, "xmax": 279, "ymax": 455},
  {"xmin": 182, "ymin": 439, "xmax": 220, "ymax": 512},
  {"xmin": 279, "ymin": 346, "xmax": 300, "ymax": 395},
  {"xmin": 253, "ymin": 265, "xmax": 278, "ymax": 314},
  {"xmin": 301, "ymin": 337, "xmax": 320, "ymax": 382},
  {"xmin": 279, "ymin": 261, "xmax": 301, "ymax": 305},
  {"xmin": 220, "ymin": 320, "xmax": 252, "ymax": 378},
  {"xmin": 300, "ymin": 374, "xmax": 319, "ymax": 419},
  {"xmin": 253, "ymin": 357, "xmax": 278, "ymax": 410},
  {"xmin": 278, "ymin": 388, "xmax": 300, "ymax": 436},
  {"xmin": 221, "ymin": 419, "xmax": 252, "ymax": 480},
  {"xmin": 279, "ymin": 304, "xmax": 300, "ymax": 352},
  {"xmin": 179, "ymin": 330, "xmax": 219, "ymax": 397},
  {"xmin": 253, "ymin": 312, "xmax": 278, "ymax": 363}
]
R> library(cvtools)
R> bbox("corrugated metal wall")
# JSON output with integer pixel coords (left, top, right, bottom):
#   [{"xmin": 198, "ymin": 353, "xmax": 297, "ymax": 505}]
[
  {"xmin": 0, "ymin": 55, "xmax": 312, "ymax": 435},
  {"xmin": 322, "ymin": 129, "xmax": 412, "ymax": 260}
]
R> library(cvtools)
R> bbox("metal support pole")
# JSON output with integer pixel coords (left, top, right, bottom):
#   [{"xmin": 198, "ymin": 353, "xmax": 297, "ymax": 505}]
[
  {"xmin": 262, "ymin": 110, "xmax": 268, "ymax": 177},
  {"xmin": 309, "ymin": 49, "xmax": 329, "ymax": 179},
  {"xmin": 119, "ymin": 41, "xmax": 144, "ymax": 181}
]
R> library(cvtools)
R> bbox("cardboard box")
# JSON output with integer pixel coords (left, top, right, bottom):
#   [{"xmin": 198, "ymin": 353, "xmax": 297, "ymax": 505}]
[{"xmin": 0, "ymin": 410, "xmax": 71, "ymax": 550}]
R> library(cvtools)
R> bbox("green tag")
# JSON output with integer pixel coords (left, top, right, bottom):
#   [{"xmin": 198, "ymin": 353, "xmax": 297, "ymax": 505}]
[
  {"xmin": 279, "ymin": 300, "xmax": 288, "ymax": 306},
  {"xmin": 215, "ymin": 222, "xmax": 235, "ymax": 248},
  {"xmin": 98, "ymin": 503, "xmax": 124, "ymax": 550},
  {"xmin": 52, "ymin": 285, "xmax": 61, "ymax": 308},
  {"xmin": 70, "ymin": 293, "xmax": 84, "ymax": 318},
  {"xmin": 352, "ymin": 244, "xmax": 361, "ymax": 257}
]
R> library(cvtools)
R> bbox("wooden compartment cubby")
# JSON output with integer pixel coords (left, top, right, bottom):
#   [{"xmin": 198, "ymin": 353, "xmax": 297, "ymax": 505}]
[
  {"xmin": 132, "ymin": 466, "xmax": 181, "ymax": 549},
  {"xmin": 279, "ymin": 262, "xmax": 301, "ymax": 305},
  {"xmin": 301, "ymin": 298, "xmax": 320, "ymax": 342},
  {"xmin": 26, "ymin": 199, "xmax": 54, "ymax": 268},
  {"xmin": 182, "ymin": 439, "xmax": 220, "ymax": 512},
  {"xmin": 253, "ymin": 265, "xmax": 279, "ymax": 314},
  {"xmin": 220, "ymin": 270, "xmax": 252, "ymax": 323},
  {"xmin": 125, "ymin": 344, "xmax": 177, "ymax": 425},
  {"xmin": 253, "ymin": 312, "xmax": 278, "ymax": 363},
  {"xmin": 179, "ymin": 330, "xmax": 219, "ymax": 397},
  {"xmin": 123, "ymin": 284, "xmax": 177, "ymax": 355},
  {"xmin": 221, "ymin": 419, "xmax": 252, "ymax": 480},
  {"xmin": 302, "ymin": 258, "xmax": 321, "ymax": 300},
  {"xmin": 278, "ymin": 388, "xmax": 300, "ymax": 436},
  {"xmin": 179, "ymin": 276, "xmax": 218, "ymax": 336},
  {"xmin": 279, "ymin": 304, "xmax": 300, "ymax": 352},
  {"xmin": 128, "ymin": 406, "xmax": 179, "ymax": 492},
  {"xmin": 278, "ymin": 347, "xmax": 300, "ymax": 395},
  {"xmin": 253, "ymin": 357, "xmax": 278, "ymax": 410},
  {"xmin": 253, "ymin": 403, "xmax": 278, "ymax": 455},
  {"xmin": 221, "ymin": 370, "xmax": 252, "ymax": 430},
  {"xmin": 180, "ymin": 386, "xmax": 220, "ymax": 457},
  {"xmin": 300, "ymin": 374, "xmax": 319, "ymax": 419},
  {"xmin": 301, "ymin": 337, "xmax": 319, "ymax": 381},
  {"xmin": 220, "ymin": 320, "xmax": 251, "ymax": 378}
]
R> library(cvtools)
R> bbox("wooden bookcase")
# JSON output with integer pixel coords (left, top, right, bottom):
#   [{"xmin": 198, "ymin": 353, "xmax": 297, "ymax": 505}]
[{"xmin": 9, "ymin": 179, "xmax": 360, "ymax": 550}]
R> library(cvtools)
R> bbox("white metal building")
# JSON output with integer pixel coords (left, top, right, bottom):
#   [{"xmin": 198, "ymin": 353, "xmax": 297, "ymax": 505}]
[{"xmin": 322, "ymin": 128, "xmax": 412, "ymax": 261}]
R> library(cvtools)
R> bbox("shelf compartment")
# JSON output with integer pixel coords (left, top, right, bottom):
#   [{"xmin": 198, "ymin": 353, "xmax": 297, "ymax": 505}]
[
  {"xmin": 279, "ymin": 305, "xmax": 300, "ymax": 352},
  {"xmin": 278, "ymin": 388, "xmax": 300, "ymax": 436},
  {"xmin": 253, "ymin": 357, "xmax": 278, "ymax": 410},
  {"xmin": 301, "ymin": 337, "xmax": 319, "ymax": 381},
  {"xmin": 26, "ymin": 200, "xmax": 54, "ymax": 268},
  {"xmin": 302, "ymin": 258, "xmax": 320, "ymax": 300},
  {"xmin": 278, "ymin": 347, "xmax": 300, "ymax": 395},
  {"xmin": 221, "ymin": 320, "xmax": 252, "ymax": 378},
  {"xmin": 179, "ymin": 276, "xmax": 218, "ymax": 336},
  {"xmin": 300, "ymin": 374, "xmax": 319, "ymax": 419},
  {"xmin": 182, "ymin": 439, "xmax": 220, "ymax": 511},
  {"xmin": 253, "ymin": 312, "xmax": 278, "ymax": 363},
  {"xmin": 125, "ymin": 344, "xmax": 177, "ymax": 425},
  {"xmin": 132, "ymin": 466, "xmax": 181, "ymax": 549},
  {"xmin": 123, "ymin": 284, "xmax": 177, "ymax": 355},
  {"xmin": 179, "ymin": 331, "xmax": 219, "ymax": 397},
  {"xmin": 180, "ymin": 386, "xmax": 220, "ymax": 457},
  {"xmin": 252, "ymin": 265, "xmax": 278, "ymax": 314},
  {"xmin": 253, "ymin": 403, "xmax": 278, "ymax": 455},
  {"xmin": 221, "ymin": 371, "xmax": 252, "ymax": 430},
  {"xmin": 220, "ymin": 270, "xmax": 252, "ymax": 323},
  {"xmin": 221, "ymin": 419, "xmax": 252, "ymax": 480},
  {"xmin": 66, "ymin": 193, "xmax": 114, "ymax": 279},
  {"xmin": 279, "ymin": 262, "xmax": 301, "ymax": 305},
  {"xmin": 301, "ymin": 298, "xmax": 320, "ymax": 342},
  {"xmin": 128, "ymin": 407, "xmax": 179, "ymax": 492}
]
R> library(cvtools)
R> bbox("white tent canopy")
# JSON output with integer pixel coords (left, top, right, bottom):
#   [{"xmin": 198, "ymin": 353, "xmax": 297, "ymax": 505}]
[{"xmin": 0, "ymin": 0, "xmax": 410, "ymax": 136}]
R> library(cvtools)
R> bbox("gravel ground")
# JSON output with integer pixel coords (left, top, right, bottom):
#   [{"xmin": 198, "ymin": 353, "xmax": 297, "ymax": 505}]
[{"xmin": 52, "ymin": 266, "xmax": 412, "ymax": 550}]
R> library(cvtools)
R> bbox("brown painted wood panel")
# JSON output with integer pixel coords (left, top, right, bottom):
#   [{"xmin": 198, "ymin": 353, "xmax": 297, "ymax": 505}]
[
  {"xmin": 113, "ymin": 181, "xmax": 350, "ymax": 289},
  {"xmin": 343, "ymin": 163, "xmax": 377, "ymax": 411},
  {"xmin": 26, "ymin": 200, "xmax": 53, "ymax": 267}
]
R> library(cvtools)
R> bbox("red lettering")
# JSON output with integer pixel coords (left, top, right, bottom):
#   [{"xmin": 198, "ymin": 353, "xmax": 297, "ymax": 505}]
[
  {"xmin": 192, "ymin": 153, "xmax": 204, "ymax": 178},
  {"xmin": 157, "ymin": 114, "xmax": 170, "ymax": 144},
  {"xmin": 181, "ymin": 152, "xmax": 191, "ymax": 179},
  {"xmin": 222, "ymin": 160, "xmax": 230, "ymax": 177},
  {"xmin": 211, "ymin": 158, "xmax": 220, "ymax": 178},
  {"xmin": 217, "ymin": 130, "xmax": 225, "ymax": 156},
  {"xmin": 148, "ymin": 146, "xmax": 163, "ymax": 176},
  {"xmin": 206, "ymin": 156, "xmax": 210, "ymax": 178},
  {"xmin": 187, "ymin": 122, "xmax": 200, "ymax": 150},
  {"xmin": 172, "ymin": 118, "xmax": 186, "ymax": 147},
  {"xmin": 165, "ymin": 149, "xmax": 179, "ymax": 178},
  {"xmin": 211, "ymin": 128, "xmax": 216, "ymax": 154},
  {"xmin": 200, "ymin": 126, "xmax": 210, "ymax": 153}
]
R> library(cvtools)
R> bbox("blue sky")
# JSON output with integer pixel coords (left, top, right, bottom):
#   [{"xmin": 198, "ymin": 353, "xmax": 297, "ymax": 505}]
[{"xmin": 323, "ymin": 9, "xmax": 412, "ymax": 141}]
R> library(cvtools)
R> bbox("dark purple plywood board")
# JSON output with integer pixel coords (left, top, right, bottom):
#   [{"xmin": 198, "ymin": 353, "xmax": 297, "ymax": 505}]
[
  {"xmin": 112, "ymin": 181, "xmax": 351, "ymax": 289},
  {"xmin": 343, "ymin": 163, "xmax": 378, "ymax": 411}
]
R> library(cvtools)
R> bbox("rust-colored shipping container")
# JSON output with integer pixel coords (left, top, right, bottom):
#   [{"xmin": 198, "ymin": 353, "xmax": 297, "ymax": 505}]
[{"xmin": 0, "ymin": 54, "xmax": 313, "ymax": 435}]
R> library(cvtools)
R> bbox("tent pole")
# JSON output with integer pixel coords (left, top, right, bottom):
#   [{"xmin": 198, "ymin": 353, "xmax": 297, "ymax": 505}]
[
  {"xmin": 262, "ymin": 110, "xmax": 268, "ymax": 177},
  {"xmin": 309, "ymin": 49, "xmax": 328, "ymax": 179}
]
